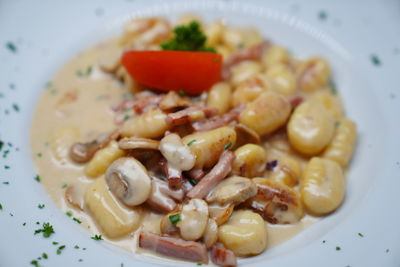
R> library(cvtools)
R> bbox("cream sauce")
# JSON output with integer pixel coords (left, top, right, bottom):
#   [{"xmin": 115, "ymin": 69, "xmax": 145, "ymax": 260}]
[{"xmin": 30, "ymin": 39, "xmax": 319, "ymax": 260}]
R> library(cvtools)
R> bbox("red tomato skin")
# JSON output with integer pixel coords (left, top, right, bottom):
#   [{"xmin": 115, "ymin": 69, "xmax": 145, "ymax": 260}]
[{"xmin": 122, "ymin": 50, "xmax": 222, "ymax": 95}]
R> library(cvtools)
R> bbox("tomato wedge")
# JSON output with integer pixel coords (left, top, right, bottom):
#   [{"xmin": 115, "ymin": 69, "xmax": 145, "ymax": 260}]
[{"xmin": 121, "ymin": 50, "xmax": 222, "ymax": 95}]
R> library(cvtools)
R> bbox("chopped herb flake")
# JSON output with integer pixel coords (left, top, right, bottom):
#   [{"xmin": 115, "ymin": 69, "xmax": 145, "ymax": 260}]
[
  {"xmin": 123, "ymin": 114, "xmax": 131, "ymax": 121},
  {"xmin": 38, "ymin": 204, "xmax": 45, "ymax": 209},
  {"xmin": 42, "ymin": 253, "xmax": 48, "ymax": 259},
  {"xmin": 79, "ymin": 259, "xmax": 83, "ymax": 262},
  {"xmin": 4, "ymin": 165, "xmax": 10, "ymax": 169},
  {"xmin": 318, "ymin": 11, "xmax": 327, "ymax": 21},
  {"xmin": 35, "ymin": 175, "xmax": 41, "ymax": 182},
  {"xmin": 91, "ymin": 234, "xmax": 103, "ymax": 241},
  {"xmin": 0, "ymin": 140, "xmax": 4, "ymax": 151},
  {"xmin": 169, "ymin": 213, "xmax": 181, "ymax": 224},
  {"xmin": 34, "ymin": 222, "xmax": 55, "ymax": 238},
  {"xmin": 45, "ymin": 81, "xmax": 53, "ymax": 88},
  {"xmin": 322, "ymin": 240, "xmax": 326, "ymax": 243},
  {"xmin": 73, "ymin": 217, "xmax": 82, "ymax": 224},
  {"xmin": 0, "ymin": 204, "xmax": 2, "ymax": 210},
  {"xmin": 224, "ymin": 141, "xmax": 232, "ymax": 150},
  {"xmin": 12, "ymin": 103, "xmax": 20, "ymax": 112},
  {"xmin": 358, "ymin": 232, "xmax": 364, "ymax": 237},
  {"xmin": 197, "ymin": 263, "xmax": 203, "ymax": 266},
  {"xmin": 370, "ymin": 54, "xmax": 381, "ymax": 66},
  {"xmin": 187, "ymin": 139, "xmax": 196, "ymax": 146},
  {"xmin": 62, "ymin": 183, "xmax": 68, "ymax": 189},
  {"xmin": 37, "ymin": 152, "xmax": 42, "ymax": 157},
  {"xmin": 335, "ymin": 121, "xmax": 341, "ymax": 127},
  {"xmin": 66, "ymin": 211, "xmax": 73, "ymax": 217},
  {"xmin": 386, "ymin": 249, "xmax": 389, "ymax": 253},
  {"xmin": 74, "ymin": 245, "xmax": 80, "ymax": 249},
  {"xmin": 3, "ymin": 181, "xmax": 9, "ymax": 185},
  {"xmin": 161, "ymin": 21, "xmax": 216, "ymax": 52},
  {"xmin": 56, "ymin": 245, "xmax": 66, "ymax": 255},
  {"xmin": 329, "ymin": 80, "xmax": 338, "ymax": 95},
  {"xmin": 52, "ymin": 241, "xmax": 59, "ymax": 245},
  {"xmin": 188, "ymin": 178, "xmax": 198, "ymax": 186},
  {"xmin": 23, "ymin": 222, "xmax": 26, "ymax": 226},
  {"xmin": 6, "ymin": 42, "xmax": 17, "ymax": 53},
  {"xmin": 336, "ymin": 246, "xmax": 341, "ymax": 251},
  {"xmin": 30, "ymin": 260, "xmax": 41, "ymax": 267}
]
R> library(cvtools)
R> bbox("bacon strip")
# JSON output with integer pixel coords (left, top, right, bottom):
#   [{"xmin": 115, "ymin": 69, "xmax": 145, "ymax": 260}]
[
  {"xmin": 210, "ymin": 243, "xmax": 237, "ymax": 267},
  {"xmin": 185, "ymin": 168, "xmax": 206, "ymax": 182},
  {"xmin": 192, "ymin": 104, "xmax": 245, "ymax": 132},
  {"xmin": 159, "ymin": 158, "xmax": 183, "ymax": 190},
  {"xmin": 138, "ymin": 232, "xmax": 209, "ymax": 264},
  {"xmin": 146, "ymin": 178, "xmax": 184, "ymax": 213},
  {"xmin": 113, "ymin": 94, "xmax": 163, "ymax": 114},
  {"xmin": 165, "ymin": 106, "xmax": 217, "ymax": 127},
  {"xmin": 222, "ymin": 42, "xmax": 270, "ymax": 79},
  {"xmin": 187, "ymin": 150, "xmax": 235, "ymax": 199}
]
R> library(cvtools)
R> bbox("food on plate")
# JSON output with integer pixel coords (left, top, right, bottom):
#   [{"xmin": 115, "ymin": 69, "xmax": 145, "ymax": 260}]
[{"xmin": 31, "ymin": 15, "xmax": 357, "ymax": 266}]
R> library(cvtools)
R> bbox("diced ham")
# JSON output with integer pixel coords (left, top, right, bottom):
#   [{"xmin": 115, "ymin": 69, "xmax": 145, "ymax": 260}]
[
  {"xmin": 222, "ymin": 42, "xmax": 270, "ymax": 79},
  {"xmin": 210, "ymin": 243, "xmax": 237, "ymax": 267},
  {"xmin": 138, "ymin": 232, "xmax": 209, "ymax": 264},
  {"xmin": 187, "ymin": 151, "xmax": 235, "ymax": 199},
  {"xmin": 113, "ymin": 94, "xmax": 163, "ymax": 114},
  {"xmin": 192, "ymin": 104, "xmax": 245, "ymax": 132}
]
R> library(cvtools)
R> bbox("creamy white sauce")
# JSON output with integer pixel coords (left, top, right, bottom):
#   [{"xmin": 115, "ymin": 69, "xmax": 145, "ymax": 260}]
[{"xmin": 30, "ymin": 39, "xmax": 319, "ymax": 260}]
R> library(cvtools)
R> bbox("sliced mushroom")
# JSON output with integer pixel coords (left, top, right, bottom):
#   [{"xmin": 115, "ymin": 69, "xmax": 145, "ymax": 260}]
[
  {"xmin": 105, "ymin": 157, "xmax": 152, "ymax": 206},
  {"xmin": 70, "ymin": 130, "xmax": 120, "ymax": 163},
  {"xmin": 65, "ymin": 185, "xmax": 83, "ymax": 211},
  {"xmin": 208, "ymin": 202, "xmax": 234, "ymax": 226},
  {"xmin": 118, "ymin": 137, "xmax": 160, "ymax": 150},
  {"xmin": 234, "ymin": 123, "xmax": 261, "ymax": 147},
  {"xmin": 177, "ymin": 199, "xmax": 209, "ymax": 241},
  {"xmin": 159, "ymin": 133, "xmax": 196, "ymax": 171},
  {"xmin": 242, "ymin": 178, "xmax": 304, "ymax": 224},
  {"xmin": 203, "ymin": 218, "xmax": 218, "ymax": 248},
  {"xmin": 138, "ymin": 232, "xmax": 209, "ymax": 264},
  {"xmin": 206, "ymin": 176, "xmax": 257, "ymax": 205}
]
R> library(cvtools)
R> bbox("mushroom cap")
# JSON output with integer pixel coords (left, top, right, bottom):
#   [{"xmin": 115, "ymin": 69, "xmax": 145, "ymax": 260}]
[
  {"xmin": 105, "ymin": 157, "xmax": 152, "ymax": 206},
  {"xmin": 159, "ymin": 133, "xmax": 196, "ymax": 171}
]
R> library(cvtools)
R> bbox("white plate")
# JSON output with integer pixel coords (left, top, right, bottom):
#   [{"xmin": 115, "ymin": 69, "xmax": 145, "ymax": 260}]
[{"xmin": 1, "ymin": 0, "xmax": 399, "ymax": 266}]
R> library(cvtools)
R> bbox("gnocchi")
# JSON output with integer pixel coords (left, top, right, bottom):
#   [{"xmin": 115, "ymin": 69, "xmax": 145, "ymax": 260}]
[
  {"xmin": 232, "ymin": 144, "xmax": 267, "ymax": 178},
  {"xmin": 301, "ymin": 157, "xmax": 345, "ymax": 215}
]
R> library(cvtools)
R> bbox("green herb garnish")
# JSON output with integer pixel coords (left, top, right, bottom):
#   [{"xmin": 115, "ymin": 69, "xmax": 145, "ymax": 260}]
[
  {"xmin": 23, "ymin": 222, "xmax": 26, "ymax": 226},
  {"xmin": 62, "ymin": 183, "xmax": 68, "ymax": 189},
  {"xmin": 34, "ymin": 175, "xmax": 41, "ymax": 183},
  {"xmin": 370, "ymin": 54, "xmax": 381, "ymax": 66},
  {"xmin": 224, "ymin": 141, "xmax": 232, "ymax": 150},
  {"xmin": 178, "ymin": 89, "xmax": 186, "ymax": 96},
  {"xmin": 56, "ymin": 245, "xmax": 66, "ymax": 255},
  {"xmin": 336, "ymin": 246, "xmax": 341, "ymax": 251},
  {"xmin": 34, "ymin": 222, "xmax": 55, "ymax": 238},
  {"xmin": 197, "ymin": 263, "xmax": 203, "ymax": 266},
  {"xmin": 187, "ymin": 139, "xmax": 196, "ymax": 146},
  {"xmin": 30, "ymin": 260, "xmax": 41, "ymax": 267},
  {"xmin": 12, "ymin": 103, "xmax": 19, "ymax": 112},
  {"xmin": 169, "ymin": 213, "xmax": 181, "ymax": 224},
  {"xmin": 3, "ymin": 181, "xmax": 9, "ymax": 185},
  {"xmin": 74, "ymin": 245, "xmax": 80, "ymax": 249},
  {"xmin": 91, "ymin": 234, "xmax": 103, "ymax": 241},
  {"xmin": 0, "ymin": 140, "xmax": 3, "ymax": 151},
  {"xmin": 188, "ymin": 178, "xmax": 198, "ymax": 186},
  {"xmin": 0, "ymin": 204, "xmax": 3, "ymax": 210},
  {"xmin": 38, "ymin": 204, "xmax": 45, "ymax": 209},
  {"xmin": 318, "ymin": 11, "xmax": 327, "ymax": 21},
  {"xmin": 329, "ymin": 80, "xmax": 337, "ymax": 95},
  {"xmin": 161, "ymin": 21, "xmax": 215, "ymax": 52},
  {"xmin": 66, "ymin": 211, "xmax": 73, "ymax": 217},
  {"xmin": 73, "ymin": 217, "xmax": 82, "ymax": 224},
  {"xmin": 37, "ymin": 152, "xmax": 42, "ymax": 158},
  {"xmin": 358, "ymin": 232, "xmax": 364, "ymax": 237},
  {"xmin": 4, "ymin": 165, "xmax": 10, "ymax": 169},
  {"xmin": 52, "ymin": 241, "xmax": 59, "ymax": 245},
  {"xmin": 42, "ymin": 253, "xmax": 48, "ymax": 259},
  {"xmin": 6, "ymin": 42, "xmax": 17, "ymax": 53}
]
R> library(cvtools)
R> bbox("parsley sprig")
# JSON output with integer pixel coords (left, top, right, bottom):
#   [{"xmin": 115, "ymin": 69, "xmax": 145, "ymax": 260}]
[
  {"xmin": 161, "ymin": 21, "xmax": 215, "ymax": 52},
  {"xmin": 34, "ymin": 222, "xmax": 55, "ymax": 238}
]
